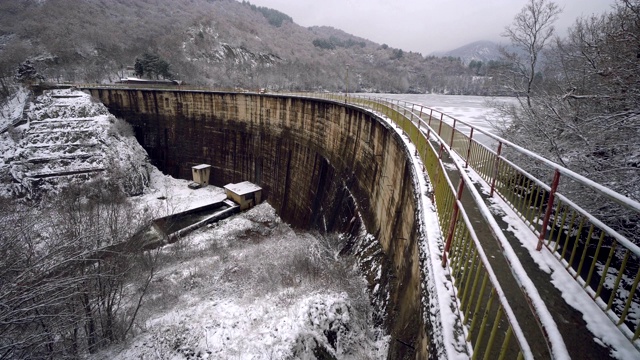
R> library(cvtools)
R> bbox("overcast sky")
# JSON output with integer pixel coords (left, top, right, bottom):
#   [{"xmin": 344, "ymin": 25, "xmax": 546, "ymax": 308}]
[{"xmin": 240, "ymin": 0, "xmax": 617, "ymax": 54}]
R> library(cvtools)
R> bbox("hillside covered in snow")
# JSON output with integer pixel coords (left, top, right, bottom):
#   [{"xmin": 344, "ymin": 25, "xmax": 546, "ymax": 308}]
[
  {"xmin": 0, "ymin": 0, "xmax": 495, "ymax": 94},
  {"xmin": 0, "ymin": 88, "xmax": 150, "ymax": 198}
]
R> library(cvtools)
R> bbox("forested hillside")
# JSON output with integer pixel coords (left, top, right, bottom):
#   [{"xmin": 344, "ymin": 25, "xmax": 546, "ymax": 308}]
[{"xmin": 0, "ymin": 0, "xmax": 495, "ymax": 95}]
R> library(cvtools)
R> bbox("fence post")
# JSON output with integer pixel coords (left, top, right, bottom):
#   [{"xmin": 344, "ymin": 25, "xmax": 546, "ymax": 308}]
[
  {"xmin": 450, "ymin": 118, "xmax": 457, "ymax": 149},
  {"xmin": 438, "ymin": 113, "xmax": 444, "ymax": 136},
  {"xmin": 442, "ymin": 177, "xmax": 465, "ymax": 267},
  {"xmin": 490, "ymin": 142, "xmax": 503, "ymax": 196},
  {"xmin": 537, "ymin": 169, "xmax": 561, "ymax": 251},
  {"xmin": 465, "ymin": 128, "xmax": 474, "ymax": 168},
  {"xmin": 403, "ymin": 108, "xmax": 407, "ymax": 133},
  {"xmin": 429, "ymin": 109, "xmax": 433, "ymax": 127}
]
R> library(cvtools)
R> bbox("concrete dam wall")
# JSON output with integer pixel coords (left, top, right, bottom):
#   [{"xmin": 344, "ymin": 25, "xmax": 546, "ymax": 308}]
[{"xmin": 87, "ymin": 88, "xmax": 429, "ymax": 359}]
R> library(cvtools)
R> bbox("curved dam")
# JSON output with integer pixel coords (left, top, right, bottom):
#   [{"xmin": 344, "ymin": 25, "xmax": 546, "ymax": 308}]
[{"xmin": 87, "ymin": 88, "xmax": 429, "ymax": 359}]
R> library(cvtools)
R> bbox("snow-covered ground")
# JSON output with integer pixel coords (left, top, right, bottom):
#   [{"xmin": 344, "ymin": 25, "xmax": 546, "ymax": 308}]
[
  {"xmin": 0, "ymin": 88, "xmax": 151, "ymax": 198},
  {"xmin": 106, "ymin": 162, "xmax": 390, "ymax": 360},
  {"xmin": 95, "ymin": 170, "xmax": 389, "ymax": 359}
]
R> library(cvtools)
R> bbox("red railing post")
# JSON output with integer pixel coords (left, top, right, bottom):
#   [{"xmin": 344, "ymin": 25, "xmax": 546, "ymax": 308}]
[
  {"xmin": 437, "ymin": 113, "xmax": 444, "ymax": 136},
  {"xmin": 428, "ymin": 109, "xmax": 433, "ymax": 127},
  {"xmin": 450, "ymin": 118, "xmax": 457, "ymax": 149},
  {"xmin": 465, "ymin": 128, "xmax": 474, "ymax": 168},
  {"xmin": 442, "ymin": 177, "xmax": 465, "ymax": 266},
  {"xmin": 490, "ymin": 142, "xmax": 503, "ymax": 196},
  {"xmin": 537, "ymin": 169, "xmax": 561, "ymax": 251}
]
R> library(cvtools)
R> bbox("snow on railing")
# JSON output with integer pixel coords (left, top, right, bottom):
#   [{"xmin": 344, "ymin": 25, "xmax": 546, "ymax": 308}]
[{"xmin": 334, "ymin": 93, "xmax": 640, "ymax": 349}]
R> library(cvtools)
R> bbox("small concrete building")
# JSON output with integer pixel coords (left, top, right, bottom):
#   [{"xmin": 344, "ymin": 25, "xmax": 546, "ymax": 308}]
[
  {"xmin": 125, "ymin": 66, "xmax": 136, "ymax": 78},
  {"xmin": 190, "ymin": 164, "xmax": 211, "ymax": 189},
  {"xmin": 224, "ymin": 181, "xmax": 262, "ymax": 210}
]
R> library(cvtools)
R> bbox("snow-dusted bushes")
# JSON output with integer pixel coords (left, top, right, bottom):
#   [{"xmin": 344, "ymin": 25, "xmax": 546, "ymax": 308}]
[
  {"xmin": 0, "ymin": 181, "xmax": 156, "ymax": 358},
  {"xmin": 495, "ymin": 0, "xmax": 640, "ymax": 241},
  {"xmin": 101, "ymin": 203, "xmax": 388, "ymax": 359}
]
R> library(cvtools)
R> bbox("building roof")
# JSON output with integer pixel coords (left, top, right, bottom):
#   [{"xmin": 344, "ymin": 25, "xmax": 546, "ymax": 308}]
[
  {"xmin": 192, "ymin": 164, "xmax": 211, "ymax": 170},
  {"xmin": 224, "ymin": 181, "xmax": 262, "ymax": 196}
]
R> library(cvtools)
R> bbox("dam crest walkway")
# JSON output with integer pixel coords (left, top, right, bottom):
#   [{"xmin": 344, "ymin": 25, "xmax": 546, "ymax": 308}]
[{"xmin": 313, "ymin": 93, "xmax": 640, "ymax": 360}]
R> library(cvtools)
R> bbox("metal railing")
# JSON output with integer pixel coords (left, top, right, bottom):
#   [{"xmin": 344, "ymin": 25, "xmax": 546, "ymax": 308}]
[
  {"xmin": 321, "ymin": 92, "xmax": 640, "ymax": 349},
  {"xmin": 310, "ymin": 93, "xmax": 535, "ymax": 359}
]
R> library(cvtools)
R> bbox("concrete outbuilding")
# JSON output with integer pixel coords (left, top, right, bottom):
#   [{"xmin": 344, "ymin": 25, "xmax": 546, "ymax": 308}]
[
  {"xmin": 224, "ymin": 181, "xmax": 262, "ymax": 210},
  {"xmin": 190, "ymin": 164, "xmax": 211, "ymax": 189}
]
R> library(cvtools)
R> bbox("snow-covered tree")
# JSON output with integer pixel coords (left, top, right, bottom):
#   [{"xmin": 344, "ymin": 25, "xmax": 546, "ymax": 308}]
[
  {"xmin": 494, "ymin": 0, "xmax": 640, "ymax": 240},
  {"xmin": 501, "ymin": 0, "xmax": 561, "ymax": 107},
  {"xmin": 0, "ymin": 181, "xmax": 156, "ymax": 358}
]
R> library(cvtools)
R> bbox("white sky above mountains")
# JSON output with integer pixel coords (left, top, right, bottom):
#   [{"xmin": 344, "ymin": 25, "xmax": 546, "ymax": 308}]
[{"xmin": 241, "ymin": 0, "xmax": 618, "ymax": 54}]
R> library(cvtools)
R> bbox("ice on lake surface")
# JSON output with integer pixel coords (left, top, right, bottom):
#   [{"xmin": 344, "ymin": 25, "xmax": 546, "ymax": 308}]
[{"xmin": 363, "ymin": 93, "xmax": 518, "ymax": 148}]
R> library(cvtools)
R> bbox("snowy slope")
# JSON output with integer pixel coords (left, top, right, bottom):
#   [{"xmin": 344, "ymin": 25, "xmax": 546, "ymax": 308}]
[
  {"xmin": 433, "ymin": 40, "xmax": 503, "ymax": 65},
  {"xmin": 92, "ymin": 200, "xmax": 389, "ymax": 360},
  {"xmin": 0, "ymin": 88, "xmax": 151, "ymax": 198}
]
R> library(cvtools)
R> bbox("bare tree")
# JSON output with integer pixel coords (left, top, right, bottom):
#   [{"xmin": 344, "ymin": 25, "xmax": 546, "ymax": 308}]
[
  {"xmin": 493, "ymin": 0, "xmax": 640, "ymax": 240},
  {"xmin": 493, "ymin": 0, "xmax": 567, "ymax": 167},
  {"xmin": 0, "ymin": 180, "xmax": 158, "ymax": 358},
  {"xmin": 501, "ymin": 0, "xmax": 562, "ymax": 107}
]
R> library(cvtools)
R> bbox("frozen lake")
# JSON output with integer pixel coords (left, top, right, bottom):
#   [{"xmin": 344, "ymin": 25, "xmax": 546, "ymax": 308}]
[{"xmin": 362, "ymin": 93, "xmax": 517, "ymax": 149}]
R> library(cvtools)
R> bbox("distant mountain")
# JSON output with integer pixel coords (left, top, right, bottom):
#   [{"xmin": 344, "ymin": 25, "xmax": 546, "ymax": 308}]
[
  {"xmin": 433, "ymin": 40, "xmax": 505, "ymax": 65},
  {"xmin": 0, "ymin": 0, "xmax": 503, "ymax": 95}
]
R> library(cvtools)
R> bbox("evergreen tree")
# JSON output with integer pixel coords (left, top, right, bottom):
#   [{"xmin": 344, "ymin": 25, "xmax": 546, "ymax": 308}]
[{"xmin": 133, "ymin": 53, "xmax": 172, "ymax": 79}]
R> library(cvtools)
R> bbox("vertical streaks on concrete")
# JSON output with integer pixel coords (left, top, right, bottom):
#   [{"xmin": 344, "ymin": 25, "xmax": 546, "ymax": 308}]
[{"xmin": 89, "ymin": 89, "xmax": 428, "ymax": 359}]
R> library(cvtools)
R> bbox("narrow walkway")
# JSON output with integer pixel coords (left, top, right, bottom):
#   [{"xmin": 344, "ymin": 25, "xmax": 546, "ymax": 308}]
[
  {"xmin": 439, "ymin": 144, "xmax": 617, "ymax": 359},
  {"xmin": 473, "ymin": 181, "xmax": 616, "ymax": 360}
]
